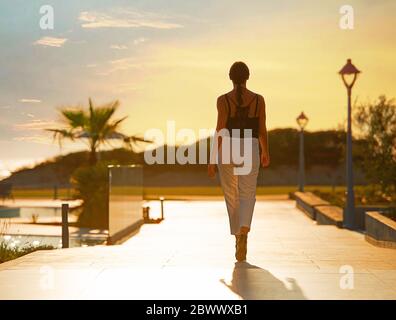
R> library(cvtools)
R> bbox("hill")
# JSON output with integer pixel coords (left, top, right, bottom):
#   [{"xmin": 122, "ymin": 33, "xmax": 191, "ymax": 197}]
[{"xmin": 1, "ymin": 128, "xmax": 367, "ymax": 188}]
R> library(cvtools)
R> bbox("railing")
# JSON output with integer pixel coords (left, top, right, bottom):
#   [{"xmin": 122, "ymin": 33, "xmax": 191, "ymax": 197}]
[{"xmin": 107, "ymin": 165, "xmax": 144, "ymax": 244}]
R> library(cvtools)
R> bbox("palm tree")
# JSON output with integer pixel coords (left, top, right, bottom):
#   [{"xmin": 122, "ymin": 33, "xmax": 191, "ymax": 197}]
[{"xmin": 47, "ymin": 98, "xmax": 148, "ymax": 165}]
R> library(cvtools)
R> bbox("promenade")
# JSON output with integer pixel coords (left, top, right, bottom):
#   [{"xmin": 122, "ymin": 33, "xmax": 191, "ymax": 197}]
[{"xmin": 1, "ymin": 200, "xmax": 395, "ymax": 299}]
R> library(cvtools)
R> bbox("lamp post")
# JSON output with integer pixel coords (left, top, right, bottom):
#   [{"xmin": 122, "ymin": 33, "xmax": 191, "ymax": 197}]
[
  {"xmin": 296, "ymin": 112, "xmax": 309, "ymax": 192},
  {"xmin": 339, "ymin": 59, "xmax": 361, "ymax": 229}
]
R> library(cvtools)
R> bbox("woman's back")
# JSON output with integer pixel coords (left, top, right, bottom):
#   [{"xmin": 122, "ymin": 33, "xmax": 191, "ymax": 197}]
[{"xmin": 217, "ymin": 88, "xmax": 265, "ymax": 139}]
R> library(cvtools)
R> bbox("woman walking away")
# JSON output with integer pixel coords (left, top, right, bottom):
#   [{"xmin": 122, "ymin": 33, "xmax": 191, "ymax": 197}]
[{"xmin": 208, "ymin": 61, "xmax": 270, "ymax": 262}]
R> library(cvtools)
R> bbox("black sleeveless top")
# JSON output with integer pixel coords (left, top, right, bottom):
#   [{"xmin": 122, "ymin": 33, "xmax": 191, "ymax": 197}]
[{"xmin": 225, "ymin": 94, "xmax": 259, "ymax": 138}]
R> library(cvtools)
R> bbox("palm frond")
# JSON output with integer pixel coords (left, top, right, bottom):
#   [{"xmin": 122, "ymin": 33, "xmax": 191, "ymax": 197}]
[
  {"xmin": 60, "ymin": 109, "xmax": 86, "ymax": 128},
  {"xmin": 46, "ymin": 98, "xmax": 145, "ymax": 162},
  {"xmin": 46, "ymin": 128, "xmax": 75, "ymax": 140},
  {"xmin": 46, "ymin": 128, "xmax": 75, "ymax": 149},
  {"xmin": 123, "ymin": 135, "xmax": 153, "ymax": 151}
]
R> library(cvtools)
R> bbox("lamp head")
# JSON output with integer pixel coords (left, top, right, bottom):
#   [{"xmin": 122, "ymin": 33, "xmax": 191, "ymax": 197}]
[
  {"xmin": 339, "ymin": 59, "xmax": 361, "ymax": 88},
  {"xmin": 339, "ymin": 59, "xmax": 360, "ymax": 75},
  {"xmin": 296, "ymin": 112, "xmax": 309, "ymax": 130}
]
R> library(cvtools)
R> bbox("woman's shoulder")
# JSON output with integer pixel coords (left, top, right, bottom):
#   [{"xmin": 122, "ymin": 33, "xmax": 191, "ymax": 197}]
[
  {"xmin": 247, "ymin": 89, "xmax": 264, "ymax": 99},
  {"xmin": 217, "ymin": 91, "xmax": 232, "ymax": 100},
  {"xmin": 216, "ymin": 93, "xmax": 229, "ymax": 107}
]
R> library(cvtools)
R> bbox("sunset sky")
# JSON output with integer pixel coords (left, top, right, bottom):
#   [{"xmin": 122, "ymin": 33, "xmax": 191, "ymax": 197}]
[{"xmin": 0, "ymin": 0, "xmax": 395, "ymax": 177}]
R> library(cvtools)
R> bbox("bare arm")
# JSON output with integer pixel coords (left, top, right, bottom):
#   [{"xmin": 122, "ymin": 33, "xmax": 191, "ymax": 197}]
[
  {"xmin": 258, "ymin": 95, "xmax": 270, "ymax": 167},
  {"xmin": 215, "ymin": 96, "xmax": 227, "ymax": 146},
  {"xmin": 208, "ymin": 96, "xmax": 227, "ymax": 176}
]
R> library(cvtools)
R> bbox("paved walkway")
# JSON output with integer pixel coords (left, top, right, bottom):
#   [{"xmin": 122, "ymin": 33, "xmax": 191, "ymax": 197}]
[{"xmin": 1, "ymin": 200, "xmax": 396, "ymax": 299}]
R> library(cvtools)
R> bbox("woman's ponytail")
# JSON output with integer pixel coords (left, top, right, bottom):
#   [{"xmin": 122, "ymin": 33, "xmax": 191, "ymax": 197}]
[
  {"xmin": 235, "ymin": 83, "xmax": 243, "ymax": 107},
  {"xmin": 229, "ymin": 61, "xmax": 250, "ymax": 107}
]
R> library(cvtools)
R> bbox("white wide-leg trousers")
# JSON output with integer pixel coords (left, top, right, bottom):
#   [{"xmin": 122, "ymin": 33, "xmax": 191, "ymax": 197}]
[{"xmin": 217, "ymin": 138, "xmax": 260, "ymax": 235}]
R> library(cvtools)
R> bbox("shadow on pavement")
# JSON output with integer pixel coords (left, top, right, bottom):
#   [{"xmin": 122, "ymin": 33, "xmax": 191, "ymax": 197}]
[{"xmin": 221, "ymin": 262, "xmax": 306, "ymax": 300}]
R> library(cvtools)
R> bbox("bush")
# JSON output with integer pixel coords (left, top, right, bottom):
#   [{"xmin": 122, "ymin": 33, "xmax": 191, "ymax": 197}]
[
  {"xmin": 0, "ymin": 239, "xmax": 53, "ymax": 264},
  {"xmin": 355, "ymin": 95, "xmax": 396, "ymax": 202},
  {"xmin": 71, "ymin": 162, "xmax": 109, "ymax": 229}
]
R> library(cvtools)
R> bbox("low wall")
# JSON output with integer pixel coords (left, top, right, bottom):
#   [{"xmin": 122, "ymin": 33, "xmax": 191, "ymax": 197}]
[
  {"xmin": 294, "ymin": 192, "xmax": 343, "ymax": 228},
  {"xmin": 294, "ymin": 192, "xmax": 396, "ymax": 248},
  {"xmin": 365, "ymin": 212, "xmax": 396, "ymax": 249},
  {"xmin": 315, "ymin": 205, "xmax": 343, "ymax": 228},
  {"xmin": 294, "ymin": 191, "xmax": 329, "ymax": 220}
]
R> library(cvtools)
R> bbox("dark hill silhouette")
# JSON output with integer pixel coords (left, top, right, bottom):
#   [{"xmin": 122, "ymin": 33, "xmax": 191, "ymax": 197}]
[{"xmin": 1, "ymin": 128, "xmax": 366, "ymax": 188}]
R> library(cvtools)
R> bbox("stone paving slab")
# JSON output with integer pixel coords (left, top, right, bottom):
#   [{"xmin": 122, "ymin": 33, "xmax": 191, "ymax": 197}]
[{"xmin": 0, "ymin": 200, "xmax": 396, "ymax": 300}]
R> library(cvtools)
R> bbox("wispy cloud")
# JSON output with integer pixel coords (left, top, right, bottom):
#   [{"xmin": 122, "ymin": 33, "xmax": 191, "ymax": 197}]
[
  {"xmin": 19, "ymin": 99, "xmax": 42, "ymax": 103},
  {"xmin": 13, "ymin": 136, "xmax": 52, "ymax": 145},
  {"xmin": 133, "ymin": 37, "xmax": 147, "ymax": 45},
  {"xmin": 0, "ymin": 105, "xmax": 11, "ymax": 109},
  {"xmin": 79, "ymin": 9, "xmax": 183, "ymax": 29},
  {"xmin": 96, "ymin": 57, "xmax": 142, "ymax": 75},
  {"xmin": 12, "ymin": 119, "xmax": 57, "ymax": 145},
  {"xmin": 20, "ymin": 112, "xmax": 35, "ymax": 118},
  {"xmin": 34, "ymin": 36, "xmax": 68, "ymax": 48},
  {"xmin": 112, "ymin": 82, "xmax": 140, "ymax": 94},
  {"xmin": 110, "ymin": 44, "xmax": 128, "ymax": 50},
  {"xmin": 109, "ymin": 38, "xmax": 147, "ymax": 50},
  {"xmin": 13, "ymin": 119, "xmax": 56, "ymax": 131}
]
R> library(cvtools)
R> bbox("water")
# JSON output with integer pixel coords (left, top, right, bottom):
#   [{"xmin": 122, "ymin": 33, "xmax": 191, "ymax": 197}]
[
  {"xmin": 0, "ymin": 207, "xmax": 76, "ymax": 219},
  {"xmin": 1, "ymin": 207, "xmax": 106, "ymax": 248},
  {"xmin": 1, "ymin": 234, "xmax": 106, "ymax": 248}
]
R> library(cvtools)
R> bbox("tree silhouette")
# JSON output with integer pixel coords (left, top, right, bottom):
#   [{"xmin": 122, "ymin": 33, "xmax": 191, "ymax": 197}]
[{"xmin": 47, "ymin": 98, "xmax": 148, "ymax": 165}]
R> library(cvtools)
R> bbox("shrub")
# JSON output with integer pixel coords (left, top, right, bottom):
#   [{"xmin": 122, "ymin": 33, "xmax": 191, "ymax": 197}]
[
  {"xmin": 71, "ymin": 162, "xmax": 109, "ymax": 229},
  {"xmin": 0, "ymin": 237, "xmax": 53, "ymax": 264},
  {"xmin": 355, "ymin": 95, "xmax": 396, "ymax": 202}
]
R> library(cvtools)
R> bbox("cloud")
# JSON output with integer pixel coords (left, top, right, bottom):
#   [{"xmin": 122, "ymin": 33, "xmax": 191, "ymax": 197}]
[
  {"xmin": 133, "ymin": 37, "xmax": 147, "ymax": 45},
  {"xmin": 0, "ymin": 105, "xmax": 11, "ymax": 109},
  {"xmin": 13, "ymin": 136, "xmax": 52, "ymax": 145},
  {"xmin": 11, "ymin": 119, "xmax": 56, "ymax": 145},
  {"xmin": 34, "ymin": 36, "xmax": 68, "ymax": 47},
  {"xmin": 13, "ymin": 119, "xmax": 57, "ymax": 131},
  {"xmin": 19, "ymin": 112, "xmax": 35, "ymax": 118},
  {"xmin": 79, "ymin": 9, "xmax": 183, "ymax": 29},
  {"xmin": 110, "ymin": 44, "xmax": 128, "ymax": 50},
  {"xmin": 19, "ymin": 99, "xmax": 42, "ymax": 103},
  {"xmin": 112, "ymin": 82, "xmax": 140, "ymax": 94},
  {"xmin": 109, "ymin": 38, "xmax": 147, "ymax": 50},
  {"xmin": 96, "ymin": 57, "xmax": 142, "ymax": 75}
]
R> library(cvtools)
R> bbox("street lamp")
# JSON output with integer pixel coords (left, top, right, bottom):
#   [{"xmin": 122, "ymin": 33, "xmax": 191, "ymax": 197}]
[
  {"xmin": 296, "ymin": 112, "xmax": 309, "ymax": 192},
  {"xmin": 339, "ymin": 59, "xmax": 361, "ymax": 229}
]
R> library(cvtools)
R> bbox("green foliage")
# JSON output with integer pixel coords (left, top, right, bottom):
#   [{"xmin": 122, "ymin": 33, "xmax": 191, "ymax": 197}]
[
  {"xmin": 385, "ymin": 208, "xmax": 396, "ymax": 222},
  {"xmin": 0, "ymin": 240, "xmax": 53, "ymax": 264},
  {"xmin": 355, "ymin": 95, "xmax": 396, "ymax": 202},
  {"xmin": 268, "ymin": 128, "xmax": 347, "ymax": 168},
  {"xmin": 71, "ymin": 162, "xmax": 109, "ymax": 229},
  {"xmin": 312, "ymin": 189, "xmax": 346, "ymax": 208},
  {"xmin": 312, "ymin": 184, "xmax": 395, "ymax": 209}
]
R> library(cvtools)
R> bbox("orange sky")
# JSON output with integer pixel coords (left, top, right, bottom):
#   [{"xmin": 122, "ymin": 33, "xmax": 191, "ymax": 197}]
[
  {"xmin": 119, "ymin": 2, "xmax": 396, "ymax": 140},
  {"xmin": 0, "ymin": 0, "xmax": 395, "ymax": 176}
]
